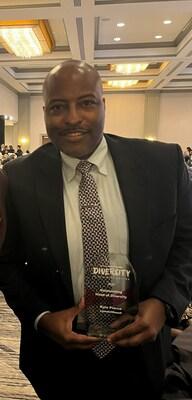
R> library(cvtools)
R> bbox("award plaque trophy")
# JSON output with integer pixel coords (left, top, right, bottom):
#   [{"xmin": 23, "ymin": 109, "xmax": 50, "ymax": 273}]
[{"xmin": 83, "ymin": 254, "xmax": 139, "ymax": 338}]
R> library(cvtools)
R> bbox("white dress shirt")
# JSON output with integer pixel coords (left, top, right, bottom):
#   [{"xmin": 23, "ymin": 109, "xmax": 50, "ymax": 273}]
[{"xmin": 61, "ymin": 136, "xmax": 129, "ymax": 304}]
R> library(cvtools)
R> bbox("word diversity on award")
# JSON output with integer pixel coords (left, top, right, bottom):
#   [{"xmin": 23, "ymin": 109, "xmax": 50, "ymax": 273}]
[{"xmin": 84, "ymin": 258, "xmax": 139, "ymax": 338}]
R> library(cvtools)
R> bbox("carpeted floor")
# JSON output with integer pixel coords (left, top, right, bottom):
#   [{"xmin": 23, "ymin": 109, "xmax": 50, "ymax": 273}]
[{"xmin": 0, "ymin": 291, "xmax": 39, "ymax": 399}]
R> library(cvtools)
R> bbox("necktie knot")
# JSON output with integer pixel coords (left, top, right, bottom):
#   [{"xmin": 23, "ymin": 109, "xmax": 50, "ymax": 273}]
[{"xmin": 76, "ymin": 160, "xmax": 93, "ymax": 175}]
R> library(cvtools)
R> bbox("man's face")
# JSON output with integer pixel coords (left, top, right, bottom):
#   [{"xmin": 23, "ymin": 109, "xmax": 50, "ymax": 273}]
[{"xmin": 44, "ymin": 67, "xmax": 105, "ymax": 159}]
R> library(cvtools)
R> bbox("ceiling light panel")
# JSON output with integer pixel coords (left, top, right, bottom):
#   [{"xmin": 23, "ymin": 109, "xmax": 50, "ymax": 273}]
[
  {"xmin": 111, "ymin": 63, "xmax": 148, "ymax": 74},
  {"xmin": 108, "ymin": 80, "xmax": 138, "ymax": 88},
  {"xmin": 0, "ymin": 0, "xmax": 58, "ymax": 5},
  {"xmin": 0, "ymin": 20, "xmax": 53, "ymax": 58},
  {"xmin": 103, "ymin": 79, "xmax": 152, "ymax": 91}
]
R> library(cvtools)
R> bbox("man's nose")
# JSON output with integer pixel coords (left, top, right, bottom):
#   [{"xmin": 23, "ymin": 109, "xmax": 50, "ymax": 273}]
[{"xmin": 65, "ymin": 104, "xmax": 82, "ymax": 124}]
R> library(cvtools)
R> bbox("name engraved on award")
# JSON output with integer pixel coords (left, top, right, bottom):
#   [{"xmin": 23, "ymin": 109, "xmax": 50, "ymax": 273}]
[{"xmin": 85, "ymin": 261, "xmax": 138, "ymax": 337}]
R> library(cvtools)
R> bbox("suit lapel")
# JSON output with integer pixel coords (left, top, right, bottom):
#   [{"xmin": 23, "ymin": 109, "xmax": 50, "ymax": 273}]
[
  {"xmin": 34, "ymin": 145, "xmax": 73, "ymax": 300},
  {"xmin": 106, "ymin": 135, "xmax": 151, "ymax": 288}
]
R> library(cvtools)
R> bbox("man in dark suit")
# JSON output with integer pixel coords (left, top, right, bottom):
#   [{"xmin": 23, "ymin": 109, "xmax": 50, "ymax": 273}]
[
  {"xmin": 0, "ymin": 170, "xmax": 7, "ymax": 249},
  {"xmin": 0, "ymin": 60, "xmax": 192, "ymax": 399}
]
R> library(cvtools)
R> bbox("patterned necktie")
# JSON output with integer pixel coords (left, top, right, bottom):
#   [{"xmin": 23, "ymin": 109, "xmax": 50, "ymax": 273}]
[{"xmin": 77, "ymin": 160, "xmax": 115, "ymax": 358}]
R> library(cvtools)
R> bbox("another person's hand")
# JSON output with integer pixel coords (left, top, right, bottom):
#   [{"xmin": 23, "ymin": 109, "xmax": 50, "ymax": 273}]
[
  {"xmin": 38, "ymin": 298, "xmax": 100, "ymax": 350},
  {"xmin": 171, "ymin": 328, "xmax": 182, "ymax": 338},
  {"xmin": 107, "ymin": 298, "xmax": 166, "ymax": 347}
]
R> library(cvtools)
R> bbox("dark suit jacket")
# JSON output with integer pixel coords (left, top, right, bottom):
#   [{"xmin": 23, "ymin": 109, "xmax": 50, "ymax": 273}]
[
  {"xmin": 1, "ymin": 134, "xmax": 192, "ymax": 393},
  {"xmin": 0, "ymin": 170, "xmax": 7, "ymax": 249}
]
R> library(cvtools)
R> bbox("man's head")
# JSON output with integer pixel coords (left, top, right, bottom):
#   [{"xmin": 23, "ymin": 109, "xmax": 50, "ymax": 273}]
[{"xmin": 43, "ymin": 60, "xmax": 105, "ymax": 159}]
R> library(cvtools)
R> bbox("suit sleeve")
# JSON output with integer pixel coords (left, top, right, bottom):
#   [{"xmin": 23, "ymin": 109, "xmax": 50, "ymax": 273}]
[
  {"xmin": 150, "ymin": 144, "xmax": 192, "ymax": 325},
  {"xmin": 0, "ymin": 168, "xmax": 51, "ymax": 325}
]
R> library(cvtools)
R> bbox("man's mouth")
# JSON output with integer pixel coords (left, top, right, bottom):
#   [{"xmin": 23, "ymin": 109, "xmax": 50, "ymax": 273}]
[{"xmin": 59, "ymin": 129, "xmax": 88, "ymax": 138}]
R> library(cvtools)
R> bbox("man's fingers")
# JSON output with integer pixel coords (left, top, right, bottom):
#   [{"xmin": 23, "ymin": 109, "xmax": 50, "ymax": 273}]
[
  {"xmin": 110, "ymin": 313, "xmax": 135, "ymax": 329},
  {"xmin": 70, "ymin": 297, "xmax": 85, "ymax": 319},
  {"xmin": 78, "ymin": 297, "xmax": 85, "ymax": 310}
]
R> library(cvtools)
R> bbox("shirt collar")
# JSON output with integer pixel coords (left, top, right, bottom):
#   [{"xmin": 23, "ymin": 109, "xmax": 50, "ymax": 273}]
[{"xmin": 60, "ymin": 136, "xmax": 108, "ymax": 182}]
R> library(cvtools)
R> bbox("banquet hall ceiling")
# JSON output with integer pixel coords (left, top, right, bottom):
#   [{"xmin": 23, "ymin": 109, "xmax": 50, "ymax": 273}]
[{"xmin": 0, "ymin": 0, "xmax": 192, "ymax": 94}]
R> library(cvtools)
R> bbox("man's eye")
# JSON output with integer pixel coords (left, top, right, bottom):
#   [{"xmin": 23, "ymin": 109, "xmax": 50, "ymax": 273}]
[
  {"xmin": 81, "ymin": 99, "xmax": 97, "ymax": 107},
  {"xmin": 48, "ymin": 104, "xmax": 66, "ymax": 114}
]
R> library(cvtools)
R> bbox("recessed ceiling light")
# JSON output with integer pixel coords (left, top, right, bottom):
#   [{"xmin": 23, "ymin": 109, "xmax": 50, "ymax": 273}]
[
  {"xmin": 113, "ymin": 37, "xmax": 121, "ymax": 42},
  {"xmin": 163, "ymin": 20, "xmax": 172, "ymax": 25},
  {"xmin": 117, "ymin": 22, "xmax": 125, "ymax": 27},
  {"xmin": 108, "ymin": 80, "xmax": 138, "ymax": 88},
  {"xmin": 111, "ymin": 63, "xmax": 148, "ymax": 74},
  {"xmin": 155, "ymin": 35, "xmax": 163, "ymax": 39}
]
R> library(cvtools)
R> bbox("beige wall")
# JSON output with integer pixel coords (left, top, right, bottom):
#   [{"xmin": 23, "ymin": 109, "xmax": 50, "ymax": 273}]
[
  {"xmin": 104, "ymin": 93, "xmax": 145, "ymax": 138},
  {"xmin": 0, "ymin": 83, "xmax": 18, "ymax": 122},
  {"xmin": 4, "ymin": 125, "xmax": 14, "ymax": 146},
  {"xmin": 0, "ymin": 83, "xmax": 18, "ymax": 148},
  {"xmin": 30, "ymin": 96, "xmax": 46, "ymax": 150},
  {"xmin": 158, "ymin": 92, "xmax": 192, "ymax": 151}
]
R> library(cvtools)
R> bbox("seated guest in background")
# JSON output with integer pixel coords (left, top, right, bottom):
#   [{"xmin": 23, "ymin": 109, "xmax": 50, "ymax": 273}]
[
  {"xmin": 1, "ymin": 145, "xmax": 8, "ymax": 155},
  {"xmin": 23, "ymin": 149, "xmax": 30, "ymax": 155},
  {"xmin": 15, "ymin": 144, "xmax": 23, "ymax": 157},
  {"xmin": 184, "ymin": 146, "xmax": 192, "ymax": 158},
  {"xmin": 184, "ymin": 155, "xmax": 192, "ymax": 180},
  {"xmin": 184, "ymin": 146, "xmax": 192, "ymax": 167},
  {"xmin": 0, "ymin": 60, "xmax": 192, "ymax": 399},
  {"xmin": 163, "ymin": 316, "xmax": 192, "ymax": 399},
  {"xmin": 8, "ymin": 145, "xmax": 15, "ymax": 154},
  {"xmin": 0, "ymin": 171, "xmax": 7, "ymax": 248},
  {"xmin": 171, "ymin": 303, "xmax": 192, "ymax": 339}
]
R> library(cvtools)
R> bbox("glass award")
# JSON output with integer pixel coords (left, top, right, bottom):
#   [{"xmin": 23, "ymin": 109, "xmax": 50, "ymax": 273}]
[{"xmin": 82, "ymin": 254, "xmax": 139, "ymax": 338}]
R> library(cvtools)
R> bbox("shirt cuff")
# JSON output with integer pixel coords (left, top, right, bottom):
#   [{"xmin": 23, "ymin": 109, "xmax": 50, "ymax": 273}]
[{"xmin": 34, "ymin": 311, "xmax": 51, "ymax": 330}]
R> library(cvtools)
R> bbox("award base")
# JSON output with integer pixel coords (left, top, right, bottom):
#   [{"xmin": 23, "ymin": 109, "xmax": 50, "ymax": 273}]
[{"xmin": 87, "ymin": 324, "xmax": 116, "ymax": 338}]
